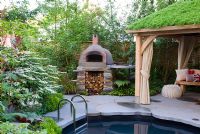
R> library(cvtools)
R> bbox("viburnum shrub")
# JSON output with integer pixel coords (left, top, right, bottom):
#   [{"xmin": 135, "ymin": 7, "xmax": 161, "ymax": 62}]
[{"xmin": 0, "ymin": 47, "xmax": 62, "ymax": 111}]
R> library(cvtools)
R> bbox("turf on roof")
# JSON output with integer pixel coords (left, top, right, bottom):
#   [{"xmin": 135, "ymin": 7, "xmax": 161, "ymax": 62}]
[{"xmin": 128, "ymin": 0, "xmax": 200, "ymax": 30}]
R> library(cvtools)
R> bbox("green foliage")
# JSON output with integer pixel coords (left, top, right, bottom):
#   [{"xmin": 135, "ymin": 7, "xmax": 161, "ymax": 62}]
[
  {"xmin": 0, "ymin": 47, "xmax": 62, "ymax": 111},
  {"xmin": 0, "ymin": 0, "xmax": 183, "ymax": 101},
  {"xmin": 0, "ymin": 112, "xmax": 41, "ymax": 123},
  {"xmin": 150, "ymin": 38, "xmax": 178, "ymax": 85},
  {"xmin": 31, "ymin": 0, "xmax": 133, "ymax": 81},
  {"xmin": 0, "ymin": 122, "xmax": 47, "ymax": 134},
  {"xmin": 128, "ymin": 0, "xmax": 155, "ymax": 23},
  {"xmin": 150, "ymin": 80, "xmax": 162, "ymax": 96},
  {"xmin": 107, "ymin": 77, "xmax": 134, "ymax": 96},
  {"xmin": 40, "ymin": 117, "xmax": 62, "ymax": 134},
  {"xmin": 107, "ymin": 86, "xmax": 160, "ymax": 96},
  {"xmin": 114, "ymin": 80, "xmax": 130, "ymax": 88},
  {"xmin": 0, "ymin": 1, "xmax": 39, "ymax": 50},
  {"xmin": 4, "ymin": 1, "xmax": 39, "ymax": 22},
  {"xmin": 79, "ymin": 90, "xmax": 89, "ymax": 96},
  {"xmin": 0, "ymin": 17, "xmax": 38, "ymax": 38},
  {"xmin": 59, "ymin": 74, "xmax": 77, "ymax": 94},
  {"xmin": 42, "ymin": 93, "xmax": 64, "ymax": 114},
  {"xmin": 0, "ymin": 101, "xmax": 5, "ymax": 113},
  {"xmin": 0, "ymin": 112, "xmax": 26, "ymax": 122},
  {"xmin": 127, "ymin": 0, "xmax": 177, "ymax": 24},
  {"xmin": 107, "ymin": 88, "xmax": 134, "ymax": 96},
  {"xmin": 0, "ymin": 116, "xmax": 60, "ymax": 134},
  {"xmin": 128, "ymin": 0, "xmax": 200, "ymax": 30}
]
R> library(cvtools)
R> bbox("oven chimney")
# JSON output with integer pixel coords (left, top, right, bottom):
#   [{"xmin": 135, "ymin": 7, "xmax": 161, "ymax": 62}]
[{"xmin": 92, "ymin": 34, "xmax": 98, "ymax": 45}]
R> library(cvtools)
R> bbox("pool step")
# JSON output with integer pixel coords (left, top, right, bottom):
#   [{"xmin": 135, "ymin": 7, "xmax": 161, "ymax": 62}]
[{"xmin": 76, "ymin": 123, "xmax": 88, "ymax": 134}]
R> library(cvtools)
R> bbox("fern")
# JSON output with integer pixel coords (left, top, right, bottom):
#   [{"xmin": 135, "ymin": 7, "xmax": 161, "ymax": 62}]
[{"xmin": 114, "ymin": 80, "xmax": 130, "ymax": 88}]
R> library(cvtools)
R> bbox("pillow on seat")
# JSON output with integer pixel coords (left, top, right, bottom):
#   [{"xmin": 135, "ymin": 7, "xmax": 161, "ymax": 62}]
[
  {"xmin": 186, "ymin": 69, "xmax": 195, "ymax": 82},
  {"xmin": 186, "ymin": 74, "xmax": 194, "ymax": 82},
  {"xmin": 194, "ymin": 69, "xmax": 200, "ymax": 75},
  {"xmin": 194, "ymin": 74, "xmax": 200, "ymax": 82},
  {"xmin": 176, "ymin": 69, "xmax": 188, "ymax": 81},
  {"xmin": 186, "ymin": 69, "xmax": 200, "ymax": 82}
]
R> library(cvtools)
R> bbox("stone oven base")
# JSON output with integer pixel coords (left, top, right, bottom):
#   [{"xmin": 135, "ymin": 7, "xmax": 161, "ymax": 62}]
[{"xmin": 76, "ymin": 67, "xmax": 113, "ymax": 95}]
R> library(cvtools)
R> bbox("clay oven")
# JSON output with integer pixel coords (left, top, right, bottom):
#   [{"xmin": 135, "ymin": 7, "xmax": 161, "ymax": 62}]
[{"xmin": 76, "ymin": 35, "xmax": 113, "ymax": 94}]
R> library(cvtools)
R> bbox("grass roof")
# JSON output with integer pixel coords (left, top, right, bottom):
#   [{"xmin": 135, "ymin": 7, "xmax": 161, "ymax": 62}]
[{"xmin": 128, "ymin": 0, "xmax": 200, "ymax": 30}]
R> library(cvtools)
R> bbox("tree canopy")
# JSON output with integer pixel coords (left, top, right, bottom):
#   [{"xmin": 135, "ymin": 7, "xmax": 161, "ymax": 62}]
[{"xmin": 128, "ymin": 0, "xmax": 200, "ymax": 30}]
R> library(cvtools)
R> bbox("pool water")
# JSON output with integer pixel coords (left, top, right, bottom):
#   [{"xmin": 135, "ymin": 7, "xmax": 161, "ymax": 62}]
[{"xmin": 63, "ymin": 115, "xmax": 200, "ymax": 134}]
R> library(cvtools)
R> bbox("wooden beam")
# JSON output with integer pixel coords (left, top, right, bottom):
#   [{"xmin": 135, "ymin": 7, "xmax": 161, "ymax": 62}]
[
  {"xmin": 141, "ymin": 35, "xmax": 156, "ymax": 54},
  {"xmin": 126, "ymin": 25, "xmax": 200, "ymax": 36},
  {"xmin": 135, "ymin": 35, "xmax": 142, "ymax": 98}
]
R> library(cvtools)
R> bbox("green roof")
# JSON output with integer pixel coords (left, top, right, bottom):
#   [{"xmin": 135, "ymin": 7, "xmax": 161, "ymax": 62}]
[{"xmin": 128, "ymin": 0, "xmax": 200, "ymax": 30}]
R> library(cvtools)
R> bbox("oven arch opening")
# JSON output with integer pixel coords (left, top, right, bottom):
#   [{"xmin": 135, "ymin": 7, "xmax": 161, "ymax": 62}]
[{"xmin": 86, "ymin": 51, "xmax": 103, "ymax": 62}]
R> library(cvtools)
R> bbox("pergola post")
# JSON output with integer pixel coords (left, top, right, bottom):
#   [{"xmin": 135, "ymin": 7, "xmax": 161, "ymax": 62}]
[
  {"xmin": 135, "ymin": 35, "xmax": 142, "ymax": 103},
  {"xmin": 135, "ymin": 35, "xmax": 156, "ymax": 104}
]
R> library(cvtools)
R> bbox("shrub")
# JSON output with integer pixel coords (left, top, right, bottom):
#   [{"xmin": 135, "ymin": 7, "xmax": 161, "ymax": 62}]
[
  {"xmin": 59, "ymin": 74, "xmax": 77, "ymax": 94},
  {"xmin": 106, "ymin": 80, "xmax": 134, "ymax": 96},
  {"xmin": 42, "ymin": 93, "xmax": 64, "ymax": 114},
  {"xmin": 0, "ymin": 101, "xmax": 5, "ymax": 113},
  {"xmin": 0, "ymin": 47, "xmax": 62, "ymax": 111},
  {"xmin": 0, "ymin": 113, "xmax": 24, "ymax": 122},
  {"xmin": 40, "ymin": 117, "xmax": 62, "ymax": 134},
  {"xmin": 114, "ymin": 80, "xmax": 130, "ymax": 88},
  {"xmin": 107, "ymin": 88, "xmax": 134, "ymax": 96},
  {"xmin": 0, "ymin": 122, "xmax": 47, "ymax": 134}
]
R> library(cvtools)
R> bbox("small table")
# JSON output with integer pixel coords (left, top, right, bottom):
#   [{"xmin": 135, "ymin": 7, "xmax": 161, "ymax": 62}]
[{"xmin": 108, "ymin": 64, "xmax": 135, "ymax": 81}]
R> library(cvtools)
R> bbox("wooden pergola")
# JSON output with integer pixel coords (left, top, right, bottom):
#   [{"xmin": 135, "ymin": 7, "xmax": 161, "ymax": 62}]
[{"xmin": 127, "ymin": 24, "xmax": 200, "ymax": 105}]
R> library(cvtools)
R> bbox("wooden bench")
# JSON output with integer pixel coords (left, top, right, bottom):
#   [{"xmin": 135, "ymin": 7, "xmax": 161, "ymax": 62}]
[{"xmin": 176, "ymin": 81, "xmax": 200, "ymax": 93}]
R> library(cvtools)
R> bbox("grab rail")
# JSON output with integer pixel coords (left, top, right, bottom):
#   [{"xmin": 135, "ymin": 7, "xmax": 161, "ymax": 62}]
[
  {"xmin": 57, "ymin": 95, "xmax": 88, "ymax": 134},
  {"xmin": 71, "ymin": 94, "xmax": 88, "ymax": 127},
  {"xmin": 57, "ymin": 99, "xmax": 76, "ymax": 133}
]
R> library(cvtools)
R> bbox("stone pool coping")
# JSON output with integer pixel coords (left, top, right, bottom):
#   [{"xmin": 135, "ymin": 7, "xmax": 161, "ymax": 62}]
[{"xmin": 45, "ymin": 93, "xmax": 200, "ymax": 129}]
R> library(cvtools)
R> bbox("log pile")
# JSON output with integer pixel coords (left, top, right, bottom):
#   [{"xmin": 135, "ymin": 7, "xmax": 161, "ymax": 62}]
[{"xmin": 85, "ymin": 71, "xmax": 104, "ymax": 95}]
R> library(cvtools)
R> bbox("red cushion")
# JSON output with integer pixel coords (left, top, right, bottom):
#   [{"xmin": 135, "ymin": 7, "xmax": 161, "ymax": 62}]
[{"xmin": 188, "ymin": 69, "xmax": 195, "ymax": 74}]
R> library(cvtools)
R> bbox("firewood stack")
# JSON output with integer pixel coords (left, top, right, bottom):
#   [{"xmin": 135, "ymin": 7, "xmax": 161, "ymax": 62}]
[{"xmin": 85, "ymin": 72, "xmax": 104, "ymax": 94}]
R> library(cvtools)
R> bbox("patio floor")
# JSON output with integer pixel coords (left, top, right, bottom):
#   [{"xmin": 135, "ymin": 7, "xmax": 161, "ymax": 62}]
[{"xmin": 45, "ymin": 92, "xmax": 200, "ymax": 129}]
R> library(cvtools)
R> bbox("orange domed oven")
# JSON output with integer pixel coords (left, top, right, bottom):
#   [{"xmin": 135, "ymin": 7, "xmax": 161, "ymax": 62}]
[{"xmin": 75, "ymin": 35, "xmax": 113, "ymax": 95}]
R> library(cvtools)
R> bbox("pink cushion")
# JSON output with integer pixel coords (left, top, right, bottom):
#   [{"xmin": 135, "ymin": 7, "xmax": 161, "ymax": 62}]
[{"xmin": 194, "ymin": 69, "xmax": 200, "ymax": 75}]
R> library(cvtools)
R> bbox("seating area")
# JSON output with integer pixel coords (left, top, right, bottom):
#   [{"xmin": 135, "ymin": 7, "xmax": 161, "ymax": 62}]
[{"xmin": 176, "ymin": 69, "xmax": 200, "ymax": 93}]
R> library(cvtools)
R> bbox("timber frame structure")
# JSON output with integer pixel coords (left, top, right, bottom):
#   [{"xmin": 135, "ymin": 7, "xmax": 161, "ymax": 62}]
[{"xmin": 127, "ymin": 24, "xmax": 200, "ymax": 105}]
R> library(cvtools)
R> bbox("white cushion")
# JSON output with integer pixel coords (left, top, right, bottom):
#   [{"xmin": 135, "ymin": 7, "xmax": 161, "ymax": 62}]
[
  {"xmin": 162, "ymin": 85, "xmax": 182, "ymax": 98},
  {"xmin": 176, "ymin": 69, "xmax": 188, "ymax": 81}
]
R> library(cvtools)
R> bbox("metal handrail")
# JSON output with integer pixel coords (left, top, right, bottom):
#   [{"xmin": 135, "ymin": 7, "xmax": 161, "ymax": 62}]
[
  {"xmin": 57, "ymin": 99, "xmax": 76, "ymax": 133},
  {"xmin": 71, "ymin": 94, "xmax": 88, "ymax": 127}
]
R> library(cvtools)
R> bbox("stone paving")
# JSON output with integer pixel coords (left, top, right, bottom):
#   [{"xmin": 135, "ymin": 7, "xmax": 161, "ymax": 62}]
[{"xmin": 45, "ymin": 92, "xmax": 200, "ymax": 129}]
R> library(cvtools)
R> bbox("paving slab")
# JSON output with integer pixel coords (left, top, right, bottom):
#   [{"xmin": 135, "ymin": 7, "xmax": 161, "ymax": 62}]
[{"xmin": 45, "ymin": 92, "xmax": 200, "ymax": 128}]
